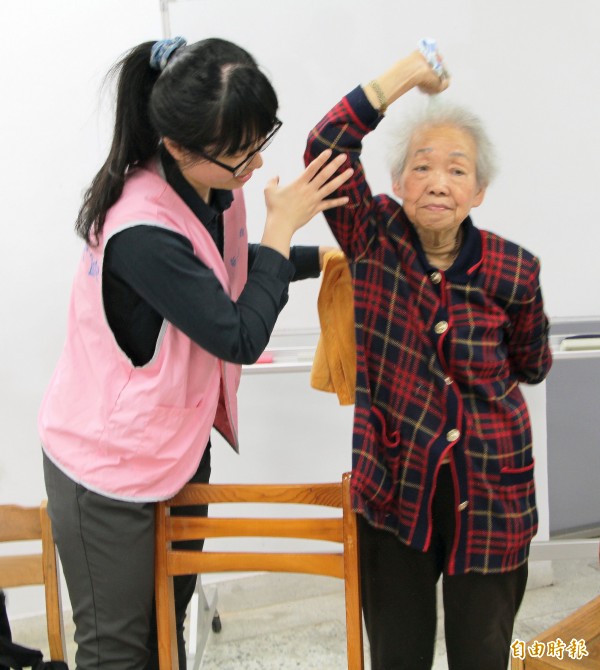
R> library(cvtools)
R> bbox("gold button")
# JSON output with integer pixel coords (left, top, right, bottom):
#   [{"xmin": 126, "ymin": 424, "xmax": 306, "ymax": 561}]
[
  {"xmin": 446, "ymin": 429, "xmax": 460, "ymax": 442},
  {"xmin": 434, "ymin": 321, "xmax": 448, "ymax": 334},
  {"xmin": 444, "ymin": 376, "xmax": 453, "ymax": 385},
  {"xmin": 431, "ymin": 271, "xmax": 442, "ymax": 284},
  {"xmin": 458, "ymin": 500, "xmax": 469, "ymax": 511}
]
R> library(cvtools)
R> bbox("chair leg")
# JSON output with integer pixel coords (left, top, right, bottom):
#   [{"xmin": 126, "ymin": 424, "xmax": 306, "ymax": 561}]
[
  {"xmin": 186, "ymin": 579, "xmax": 219, "ymax": 670},
  {"xmin": 342, "ymin": 474, "xmax": 364, "ymax": 670}
]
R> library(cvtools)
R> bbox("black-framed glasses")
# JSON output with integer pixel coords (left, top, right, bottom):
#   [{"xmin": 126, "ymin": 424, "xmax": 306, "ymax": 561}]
[{"xmin": 197, "ymin": 120, "xmax": 283, "ymax": 178}]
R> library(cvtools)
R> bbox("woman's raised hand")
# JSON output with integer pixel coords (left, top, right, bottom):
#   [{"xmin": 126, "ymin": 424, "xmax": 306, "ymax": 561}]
[
  {"xmin": 412, "ymin": 50, "xmax": 450, "ymax": 95},
  {"xmin": 260, "ymin": 150, "xmax": 352, "ymax": 257}
]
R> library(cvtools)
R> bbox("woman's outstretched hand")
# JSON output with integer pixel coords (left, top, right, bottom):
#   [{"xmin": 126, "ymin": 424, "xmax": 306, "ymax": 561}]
[{"xmin": 261, "ymin": 150, "xmax": 352, "ymax": 257}]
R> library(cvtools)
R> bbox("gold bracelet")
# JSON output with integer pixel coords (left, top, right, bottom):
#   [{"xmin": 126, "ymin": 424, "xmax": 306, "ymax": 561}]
[{"xmin": 369, "ymin": 79, "xmax": 388, "ymax": 113}]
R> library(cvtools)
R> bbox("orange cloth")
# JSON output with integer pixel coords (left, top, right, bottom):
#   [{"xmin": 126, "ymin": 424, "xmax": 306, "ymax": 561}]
[{"xmin": 311, "ymin": 250, "xmax": 356, "ymax": 405}]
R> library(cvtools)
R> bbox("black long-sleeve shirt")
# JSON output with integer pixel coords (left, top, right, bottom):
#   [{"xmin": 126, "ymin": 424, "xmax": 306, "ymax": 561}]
[{"xmin": 103, "ymin": 150, "xmax": 320, "ymax": 366}]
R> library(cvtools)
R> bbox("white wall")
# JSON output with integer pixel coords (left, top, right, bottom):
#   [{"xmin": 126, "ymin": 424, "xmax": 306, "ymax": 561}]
[
  {"xmin": 0, "ymin": 0, "xmax": 162, "ymax": 507},
  {"xmin": 168, "ymin": 0, "xmax": 600, "ymax": 329}
]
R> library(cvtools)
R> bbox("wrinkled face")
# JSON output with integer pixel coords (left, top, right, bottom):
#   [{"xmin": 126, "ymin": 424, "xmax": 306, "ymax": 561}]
[{"xmin": 392, "ymin": 125, "xmax": 486, "ymax": 235}]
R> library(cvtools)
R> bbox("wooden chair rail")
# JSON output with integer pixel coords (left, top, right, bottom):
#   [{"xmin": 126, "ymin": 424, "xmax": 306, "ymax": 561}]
[
  {"xmin": 167, "ymin": 482, "xmax": 343, "ymax": 508},
  {"xmin": 0, "ymin": 555, "xmax": 44, "ymax": 588},
  {"xmin": 166, "ymin": 516, "xmax": 344, "ymax": 543},
  {"xmin": 0, "ymin": 505, "xmax": 42, "ymax": 542},
  {"xmin": 167, "ymin": 550, "xmax": 345, "ymax": 579}
]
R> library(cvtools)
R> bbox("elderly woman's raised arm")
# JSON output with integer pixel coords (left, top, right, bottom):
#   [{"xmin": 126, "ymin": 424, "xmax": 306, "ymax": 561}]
[
  {"xmin": 304, "ymin": 88, "xmax": 382, "ymax": 258},
  {"xmin": 361, "ymin": 50, "xmax": 448, "ymax": 114},
  {"xmin": 304, "ymin": 51, "xmax": 447, "ymax": 259}
]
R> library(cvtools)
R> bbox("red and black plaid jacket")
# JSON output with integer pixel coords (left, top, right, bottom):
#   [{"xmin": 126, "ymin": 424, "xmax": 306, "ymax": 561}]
[{"xmin": 305, "ymin": 87, "xmax": 553, "ymax": 574}]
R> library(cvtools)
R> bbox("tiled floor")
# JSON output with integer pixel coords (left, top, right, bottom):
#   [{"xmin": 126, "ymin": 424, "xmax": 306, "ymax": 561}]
[{"xmin": 10, "ymin": 556, "xmax": 600, "ymax": 669}]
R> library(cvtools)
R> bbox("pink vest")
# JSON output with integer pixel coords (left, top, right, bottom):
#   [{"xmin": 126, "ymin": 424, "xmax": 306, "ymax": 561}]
[{"xmin": 39, "ymin": 161, "xmax": 247, "ymax": 501}]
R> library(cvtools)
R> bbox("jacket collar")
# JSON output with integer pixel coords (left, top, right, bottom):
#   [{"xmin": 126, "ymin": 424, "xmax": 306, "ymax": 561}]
[{"xmin": 400, "ymin": 209, "xmax": 483, "ymax": 282}]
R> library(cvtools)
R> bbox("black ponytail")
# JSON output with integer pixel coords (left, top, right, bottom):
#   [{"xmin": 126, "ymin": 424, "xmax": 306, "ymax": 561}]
[
  {"xmin": 76, "ymin": 42, "xmax": 159, "ymax": 244},
  {"xmin": 76, "ymin": 38, "xmax": 278, "ymax": 245}
]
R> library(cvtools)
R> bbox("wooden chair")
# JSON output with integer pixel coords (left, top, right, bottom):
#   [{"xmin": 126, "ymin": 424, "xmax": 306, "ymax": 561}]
[
  {"xmin": 511, "ymin": 594, "xmax": 600, "ymax": 669},
  {"xmin": 511, "ymin": 543, "xmax": 600, "ymax": 669},
  {"xmin": 155, "ymin": 471, "xmax": 364, "ymax": 669},
  {"xmin": 0, "ymin": 502, "xmax": 67, "ymax": 662}
]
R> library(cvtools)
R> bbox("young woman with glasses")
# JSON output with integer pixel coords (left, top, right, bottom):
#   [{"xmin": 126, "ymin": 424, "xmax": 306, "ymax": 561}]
[{"xmin": 39, "ymin": 36, "xmax": 351, "ymax": 669}]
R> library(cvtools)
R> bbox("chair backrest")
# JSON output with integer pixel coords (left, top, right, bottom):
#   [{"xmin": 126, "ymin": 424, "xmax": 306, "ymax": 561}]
[
  {"xmin": 155, "ymin": 471, "xmax": 363, "ymax": 669},
  {"xmin": 0, "ymin": 502, "xmax": 66, "ymax": 662}
]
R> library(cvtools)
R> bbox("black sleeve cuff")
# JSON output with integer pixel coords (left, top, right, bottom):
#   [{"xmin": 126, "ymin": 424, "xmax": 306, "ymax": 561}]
[
  {"xmin": 254, "ymin": 245, "xmax": 296, "ymax": 283},
  {"xmin": 346, "ymin": 85, "xmax": 385, "ymax": 128},
  {"xmin": 289, "ymin": 245, "xmax": 320, "ymax": 281}
]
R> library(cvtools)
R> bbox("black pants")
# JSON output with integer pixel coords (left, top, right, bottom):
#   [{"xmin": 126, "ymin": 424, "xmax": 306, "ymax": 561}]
[
  {"xmin": 43, "ymin": 446, "xmax": 211, "ymax": 670},
  {"xmin": 358, "ymin": 465, "xmax": 528, "ymax": 670}
]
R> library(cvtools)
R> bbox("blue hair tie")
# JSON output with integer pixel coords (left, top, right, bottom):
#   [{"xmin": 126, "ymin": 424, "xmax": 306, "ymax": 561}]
[{"xmin": 150, "ymin": 36, "xmax": 187, "ymax": 71}]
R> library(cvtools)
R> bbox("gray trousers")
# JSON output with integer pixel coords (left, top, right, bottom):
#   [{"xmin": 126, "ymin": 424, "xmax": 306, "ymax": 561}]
[{"xmin": 43, "ymin": 449, "xmax": 210, "ymax": 670}]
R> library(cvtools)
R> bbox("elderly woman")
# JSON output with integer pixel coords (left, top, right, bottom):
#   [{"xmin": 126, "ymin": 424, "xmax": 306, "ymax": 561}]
[{"xmin": 305, "ymin": 50, "xmax": 552, "ymax": 670}]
